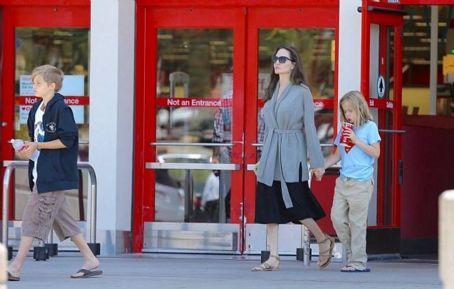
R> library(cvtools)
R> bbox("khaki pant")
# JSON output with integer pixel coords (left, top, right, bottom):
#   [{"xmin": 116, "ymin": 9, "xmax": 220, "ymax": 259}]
[
  {"xmin": 22, "ymin": 189, "xmax": 81, "ymax": 242},
  {"xmin": 331, "ymin": 177, "xmax": 373, "ymax": 269}
]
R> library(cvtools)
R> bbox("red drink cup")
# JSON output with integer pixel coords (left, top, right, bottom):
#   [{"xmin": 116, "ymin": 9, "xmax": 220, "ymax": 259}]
[{"xmin": 340, "ymin": 122, "xmax": 354, "ymax": 147}]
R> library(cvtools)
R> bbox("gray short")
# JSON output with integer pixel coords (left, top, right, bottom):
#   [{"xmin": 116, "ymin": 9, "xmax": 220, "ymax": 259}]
[{"xmin": 21, "ymin": 189, "xmax": 81, "ymax": 242}]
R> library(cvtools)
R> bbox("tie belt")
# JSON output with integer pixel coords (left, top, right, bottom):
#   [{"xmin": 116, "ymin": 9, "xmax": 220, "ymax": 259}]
[
  {"xmin": 273, "ymin": 128, "xmax": 301, "ymax": 134},
  {"xmin": 270, "ymin": 128, "xmax": 302, "ymax": 209}
]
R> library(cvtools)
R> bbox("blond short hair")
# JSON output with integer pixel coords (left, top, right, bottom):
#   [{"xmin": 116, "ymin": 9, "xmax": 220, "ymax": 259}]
[{"xmin": 31, "ymin": 65, "xmax": 64, "ymax": 92}]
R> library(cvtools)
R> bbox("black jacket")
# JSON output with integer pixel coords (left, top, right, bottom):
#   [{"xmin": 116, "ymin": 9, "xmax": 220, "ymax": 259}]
[{"xmin": 27, "ymin": 93, "xmax": 79, "ymax": 193}]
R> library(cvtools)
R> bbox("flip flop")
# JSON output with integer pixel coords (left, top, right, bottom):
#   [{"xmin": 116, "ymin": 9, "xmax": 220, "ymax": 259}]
[
  {"xmin": 8, "ymin": 272, "xmax": 21, "ymax": 281},
  {"xmin": 340, "ymin": 265, "xmax": 371, "ymax": 273},
  {"xmin": 70, "ymin": 268, "xmax": 103, "ymax": 279}
]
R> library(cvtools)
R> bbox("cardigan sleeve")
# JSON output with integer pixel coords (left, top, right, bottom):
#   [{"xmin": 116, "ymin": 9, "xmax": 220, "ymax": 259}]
[{"xmin": 302, "ymin": 88, "xmax": 324, "ymax": 169}]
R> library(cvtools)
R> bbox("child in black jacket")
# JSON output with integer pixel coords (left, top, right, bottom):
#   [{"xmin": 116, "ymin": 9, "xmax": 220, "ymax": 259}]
[{"xmin": 8, "ymin": 65, "xmax": 102, "ymax": 281}]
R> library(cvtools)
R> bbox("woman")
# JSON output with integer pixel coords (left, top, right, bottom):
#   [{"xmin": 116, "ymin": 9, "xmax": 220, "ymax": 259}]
[{"xmin": 252, "ymin": 46, "xmax": 334, "ymax": 271}]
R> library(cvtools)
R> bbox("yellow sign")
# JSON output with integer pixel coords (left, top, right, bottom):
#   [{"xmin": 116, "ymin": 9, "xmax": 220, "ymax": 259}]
[{"xmin": 443, "ymin": 54, "xmax": 454, "ymax": 75}]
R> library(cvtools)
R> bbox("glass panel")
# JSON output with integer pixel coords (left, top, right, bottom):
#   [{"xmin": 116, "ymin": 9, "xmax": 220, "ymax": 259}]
[
  {"xmin": 385, "ymin": 26, "xmax": 396, "ymax": 225},
  {"xmin": 156, "ymin": 29, "xmax": 233, "ymax": 223},
  {"xmin": 257, "ymin": 29, "xmax": 335, "ymax": 157},
  {"xmin": 383, "ymin": 110, "xmax": 394, "ymax": 225},
  {"xmin": 369, "ymin": 24, "xmax": 380, "ymax": 99},
  {"xmin": 257, "ymin": 29, "xmax": 335, "ymax": 100},
  {"xmin": 15, "ymin": 28, "xmax": 90, "ymax": 160},
  {"xmin": 402, "ymin": 5, "xmax": 453, "ymax": 116},
  {"xmin": 387, "ymin": 26, "xmax": 394, "ymax": 101},
  {"xmin": 14, "ymin": 27, "xmax": 90, "ymax": 220}
]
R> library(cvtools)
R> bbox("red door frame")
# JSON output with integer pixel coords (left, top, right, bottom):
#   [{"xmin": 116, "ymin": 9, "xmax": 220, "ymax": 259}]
[
  {"xmin": 133, "ymin": 1, "xmax": 339, "ymax": 253},
  {"xmin": 0, "ymin": 1, "xmax": 89, "ymax": 218},
  {"xmin": 361, "ymin": 0, "xmax": 404, "ymax": 227}
]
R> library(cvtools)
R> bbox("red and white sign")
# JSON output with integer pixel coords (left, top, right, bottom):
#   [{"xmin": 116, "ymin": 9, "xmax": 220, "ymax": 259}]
[
  {"xmin": 16, "ymin": 96, "xmax": 90, "ymax": 106},
  {"xmin": 369, "ymin": 98, "xmax": 394, "ymax": 109},
  {"xmin": 16, "ymin": 96, "xmax": 89, "ymax": 124},
  {"xmin": 157, "ymin": 97, "xmax": 232, "ymax": 108}
]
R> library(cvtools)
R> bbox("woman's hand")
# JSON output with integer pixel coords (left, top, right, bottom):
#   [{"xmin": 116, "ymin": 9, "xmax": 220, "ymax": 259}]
[
  {"xmin": 312, "ymin": 167, "xmax": 325, "ymax": 181},
  {"xmin": 253, "ymin": 161, "xmax": 260, "ymax": 176}
]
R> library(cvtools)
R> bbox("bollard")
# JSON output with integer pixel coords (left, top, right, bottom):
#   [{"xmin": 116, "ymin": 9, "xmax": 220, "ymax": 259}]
[
  {"xmin": 260, "ymin": 250, "xmax": 270, "ymax": 263},
  {"xmin": 33, "ymin": 240, "xmax": 49, "ymax": 261},
  {"xmin": 0, "ymin": 243, "xmax": 7, "ymax": 289},
  {"xmin": 439, "ymin": 190, "xmax": 454, "ymax": 289}
]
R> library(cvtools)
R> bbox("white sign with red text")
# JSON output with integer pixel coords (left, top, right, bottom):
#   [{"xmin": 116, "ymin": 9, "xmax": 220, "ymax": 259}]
[{"xmin": 19, "ymin": 104, "xmax": 84, "ymax": 124}]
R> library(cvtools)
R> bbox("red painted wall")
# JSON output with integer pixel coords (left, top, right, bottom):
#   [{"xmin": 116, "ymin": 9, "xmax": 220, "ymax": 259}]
[{"xmin": 401, "ymin": 116, "xmax": 454, "ymax": 240}]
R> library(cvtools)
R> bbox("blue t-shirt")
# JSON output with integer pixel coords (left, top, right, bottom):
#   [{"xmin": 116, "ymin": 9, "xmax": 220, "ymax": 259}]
[{"xmin": 334, "ymin": 120, "xmax": 381, "ymax": 180}]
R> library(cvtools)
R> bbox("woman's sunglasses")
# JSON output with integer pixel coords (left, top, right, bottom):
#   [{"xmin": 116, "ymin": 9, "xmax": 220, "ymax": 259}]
[{"xmin": 271, "ymin": 55, "xmax": 294, "ymax": 64}]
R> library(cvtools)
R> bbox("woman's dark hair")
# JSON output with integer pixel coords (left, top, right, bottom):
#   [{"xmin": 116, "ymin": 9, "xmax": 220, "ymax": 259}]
[{"xmin": 264, "ymin": 46, "xmax": 306, "ymax": 101}]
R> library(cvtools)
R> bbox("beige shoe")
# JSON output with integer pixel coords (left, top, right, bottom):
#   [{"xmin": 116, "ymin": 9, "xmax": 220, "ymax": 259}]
[
  {"xmin": 318, "ymin": 234, "xmax": 335, "ymax": 269},
  {"xmin": 251, "ymin": 255, "xmax": 280, "ymax": 271},
  {"xmin": 8, "ymin": 271, "xmax": 20, "ymax": 281}
]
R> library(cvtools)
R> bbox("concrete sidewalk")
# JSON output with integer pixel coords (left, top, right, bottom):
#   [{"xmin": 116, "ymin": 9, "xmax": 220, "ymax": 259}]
[{"xmin": 7, "ymin": 254, "xmax": 442, "ymax": 289}]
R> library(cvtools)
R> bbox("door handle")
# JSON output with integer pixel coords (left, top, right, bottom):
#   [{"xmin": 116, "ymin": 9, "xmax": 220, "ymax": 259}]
[
  {"xmin": 246, "ymin": 164, "xmax": 258, "ymax": 171},
  {"xmin": 151, "ymin": 142, "xmax": 238, "ymax": 147}
]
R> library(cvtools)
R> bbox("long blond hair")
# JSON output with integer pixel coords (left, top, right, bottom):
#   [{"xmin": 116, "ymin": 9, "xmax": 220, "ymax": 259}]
[{"xmin": 339, "ymin": 90, "xmax": 373, "ymax": 126}]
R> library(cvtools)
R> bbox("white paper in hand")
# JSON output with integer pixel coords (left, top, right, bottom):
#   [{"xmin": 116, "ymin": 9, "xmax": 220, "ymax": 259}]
[{"xmin": 9, "ymin": 139, "xmax": 25, "ymax": 152}]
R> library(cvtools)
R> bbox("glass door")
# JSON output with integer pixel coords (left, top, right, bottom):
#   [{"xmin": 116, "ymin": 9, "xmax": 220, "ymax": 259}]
[
  {"xmin": 134, "ymin": 5, "xmax": 339, "ymax": 254},
  {"xmin": 134, "ymin": 7, "xmax": 246, "ymax": 253},
  {"xmin": 0, "ymin": 4, "xmax": 90, "ymax": 222},
  {"xmin": 360, "ymin": 0, "xmax": 404, "ymax": 227},
  {"xmin": 243, "ymin": 7, "xmax": 338, "ymax": 255}
]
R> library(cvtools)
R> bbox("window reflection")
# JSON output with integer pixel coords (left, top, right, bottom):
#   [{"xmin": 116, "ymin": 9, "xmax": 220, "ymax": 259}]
[
  {"xmin": 157, "ymin": 29, "xmax": 233, "ymax": 98},
  {"xmin": 258, "ymin": 28, "xmax": 335, "ymax": 156},
  {"xmin": 15, "ymin": 28, "xmax": 89, "ymax": 95},
  {"xmin": 156, "ymin": 29, "xmax": 233, "ymax": 144},
  {"xmin": 258, "ymin": 29, "xmax": 335, "ymax": 100},
  {"xmin": 13, "ymin": 28, "xmax": 90, "ymax": 221},
  {"xmin": 155, "ymin": 29, "xmax": 234, "ymax": 223},
  {"xmin": 15, "ymin": 28, "xmax": 90, "ymax": 161}
]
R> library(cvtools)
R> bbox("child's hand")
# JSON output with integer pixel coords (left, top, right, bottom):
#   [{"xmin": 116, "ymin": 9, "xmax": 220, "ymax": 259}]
[
  {"xmin": 345, "ymin": 127, "xmax": 358, "ymax": 145},
  {"xmin": 17, "ymin": 142, "xmax": 38, "ymax": 160}
]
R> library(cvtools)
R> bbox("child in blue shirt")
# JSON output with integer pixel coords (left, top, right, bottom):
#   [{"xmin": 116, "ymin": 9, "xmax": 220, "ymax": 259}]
[{"xmin": 324, "ymin": 90, "xmax": 381, "ymax": 272}]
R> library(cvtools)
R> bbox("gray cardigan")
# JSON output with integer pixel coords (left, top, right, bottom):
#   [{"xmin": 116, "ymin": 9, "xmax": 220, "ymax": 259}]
[{"xmin": 256, "ymin": 83, "xmax": 324, "ymax": 208}]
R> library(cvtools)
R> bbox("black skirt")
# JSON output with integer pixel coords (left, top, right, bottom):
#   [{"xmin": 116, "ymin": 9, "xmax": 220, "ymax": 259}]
[{"xmin": 255, "ymin": 180, "xmax": 326, "ymax": 224}]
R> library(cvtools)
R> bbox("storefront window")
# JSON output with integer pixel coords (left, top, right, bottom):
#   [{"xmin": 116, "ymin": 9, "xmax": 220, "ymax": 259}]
[
  {"xmin": 402, "ymin": 5, "xmax": 454, "ymax": 116},
  {"xmin": 257, "ymin": 28, "xmax": 335, "ymax": 100},
  {"xmin": 155, "ymin": 29, "xmax": 233, "ymax": 223},
  {"xmin": 156, "ymin": 29, "xmax": 233, "ymax": 144}
]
